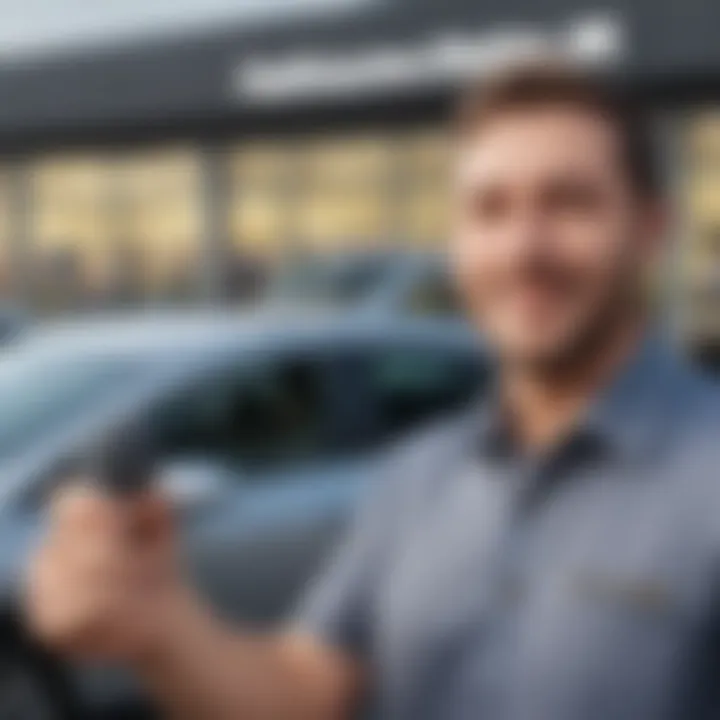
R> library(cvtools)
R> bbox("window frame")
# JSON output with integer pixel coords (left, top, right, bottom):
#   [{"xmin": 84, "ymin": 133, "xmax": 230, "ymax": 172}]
[{"xmin": 146, "ymin": 343, "xmax": 360, "ymax": 475}]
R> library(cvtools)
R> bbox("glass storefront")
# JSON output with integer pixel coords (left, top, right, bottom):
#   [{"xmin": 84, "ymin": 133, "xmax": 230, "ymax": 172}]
[
  {"xmin": 0, "ymin": 128, "xmax": 452, "ymax": 312},
  {"xmin": 0, "ymin": 129, "xmax": 454, "ymax": 314},
  {"xmin": 683, "ymin": 112, "xmax": 720, "ymax": 343},
  {"xmin": 229, "ymin": 129, "xmax": 450, "ymax": 258},
  {"xmin": 0, "ymin": 118, "xmax": 712, "ymax": 346},
  {"xmin": 28, "ymin": 146, "xmax": 203, "ymax": 312}
]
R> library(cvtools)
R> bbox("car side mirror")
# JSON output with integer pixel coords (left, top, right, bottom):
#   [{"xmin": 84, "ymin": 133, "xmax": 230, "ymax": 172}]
[{"xmin": 157, "ymin": 458, "xmax": 236, "ymax": 511}]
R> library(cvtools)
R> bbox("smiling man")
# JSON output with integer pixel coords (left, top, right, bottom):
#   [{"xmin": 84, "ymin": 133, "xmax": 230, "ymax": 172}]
[{"xmin": 26, "ymin": 62, "xmax": 720, "ymax": 720}]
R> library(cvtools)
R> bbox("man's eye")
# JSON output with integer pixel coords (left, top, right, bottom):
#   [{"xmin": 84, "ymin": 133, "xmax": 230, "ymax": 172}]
[{"xmin": 471, "ymin": 190, "xmax": 510, "ymax": 222}]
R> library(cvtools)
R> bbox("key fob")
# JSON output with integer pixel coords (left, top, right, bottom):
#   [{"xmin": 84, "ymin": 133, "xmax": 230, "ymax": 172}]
[{"xmin": 87, "ymin": 419, "xmax": 157, "ymax": 496}]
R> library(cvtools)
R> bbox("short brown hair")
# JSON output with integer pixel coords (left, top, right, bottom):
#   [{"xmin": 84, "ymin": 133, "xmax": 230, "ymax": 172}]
[{"xmin": 454, "ymin": 61, "xmax": 660, "ymax": 199}]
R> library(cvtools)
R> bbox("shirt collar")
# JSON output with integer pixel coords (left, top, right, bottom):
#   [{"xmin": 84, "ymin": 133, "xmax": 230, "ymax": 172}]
[
  {"xmin": 581, "ymin": 329, "xmax": 687, "ymax": 460},
  {"xmin": 475, "ymin": 329, "xmax": 687, "ymax": 463}
]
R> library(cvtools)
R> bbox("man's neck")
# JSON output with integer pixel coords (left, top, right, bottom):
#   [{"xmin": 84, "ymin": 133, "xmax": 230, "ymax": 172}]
[{"xmin": 501, "ymin": 319, "xmax": 645, "ymax": 454}]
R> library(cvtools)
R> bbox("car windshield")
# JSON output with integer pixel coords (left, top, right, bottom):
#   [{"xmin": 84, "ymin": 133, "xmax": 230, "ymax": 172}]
[
  {"xmin": 0, "ymin": 340, "xmax": 149, "ymax": 462},
  {"xmin": 268, "ymin": 256, "xmax": 392, "ymax": 307}
]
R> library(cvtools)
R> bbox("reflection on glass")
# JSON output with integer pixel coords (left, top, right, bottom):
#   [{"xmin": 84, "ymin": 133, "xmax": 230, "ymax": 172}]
[
  {"xmin": 16, "ymin": 129, "xmax": 452, "ymax": 311},
  {"xmin": 30, "ymin": 147, "xmax": 202, "ymax": 313},
  {"xmin": 685, "ymin": 113, "xmax": 720, "ymax": 341},
  {"xmin": 229, "ymin": 129, "xmax": 450, "ymax": 260}
]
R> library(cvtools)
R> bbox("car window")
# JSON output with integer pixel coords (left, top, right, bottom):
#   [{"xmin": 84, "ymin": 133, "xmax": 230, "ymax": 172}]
[
  {"xmin": 152, "ymin": 356, "xmax": 328, "ymax": 470},
  {"xmin": 404, "ymin": 270, "xmax": 461, "ymax": 317},
  {"xmin": 367, "ymin": 346, "xmax": 484, "ymax": 439}
]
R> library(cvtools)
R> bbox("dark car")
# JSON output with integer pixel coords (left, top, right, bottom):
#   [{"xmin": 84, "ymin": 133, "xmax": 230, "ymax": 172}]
[{"xmin": 0, "ymin": 308, "xmax": 487, "ymax": 718}]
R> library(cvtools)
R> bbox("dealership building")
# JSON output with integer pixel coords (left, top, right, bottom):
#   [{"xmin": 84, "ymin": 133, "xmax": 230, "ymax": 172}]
[{"xmin": 0, "ymin": 0, "xmax": 718, "ymax": 346}]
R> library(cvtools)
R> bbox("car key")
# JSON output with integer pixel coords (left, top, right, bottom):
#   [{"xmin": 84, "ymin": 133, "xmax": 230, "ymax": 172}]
[
  {"xmin": 86, "ymin": 418, "xmax": 157, "ymax": 497},
  {"xmin": 84, "ymin": 417, "xmax": 171, "ymax": 553}
]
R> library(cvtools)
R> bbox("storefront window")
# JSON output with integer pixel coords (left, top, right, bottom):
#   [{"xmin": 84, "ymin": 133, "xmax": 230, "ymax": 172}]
[
  {"xmin": 293, "ymin": 135, "xmax": 395, "ymax": 250},
  {"xmin": 229, "ymin": 143, "xmax": 295, "ymax": 259},
  {"xmin": 29, "ymin": 148, "xmax": 203, "ymax": 313},
  {"xmin": 229, "ymin": 129, "xmax": 451, "ymax": 262},
  {"xmin": 684, "ymin": 113, "xmax": 720, "ymax": 343},
  {"xmin": 19, "ymin": 130, "xmax": 453, "ymax": 311},
  {"xmin": 396, "ymin": 132, "xmax": 451, "ymax": 246}
]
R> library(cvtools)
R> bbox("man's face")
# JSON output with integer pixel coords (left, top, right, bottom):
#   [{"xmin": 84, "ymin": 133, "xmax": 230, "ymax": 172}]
[{"xmin": 452, "ymin": 107, "xmax": 663, "ymax": 370}]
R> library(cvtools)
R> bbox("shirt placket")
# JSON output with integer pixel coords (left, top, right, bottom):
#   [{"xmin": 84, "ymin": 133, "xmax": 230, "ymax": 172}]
[{"xmin": 466, "ymin": 448, "xmax": 578, "ymax": 720}]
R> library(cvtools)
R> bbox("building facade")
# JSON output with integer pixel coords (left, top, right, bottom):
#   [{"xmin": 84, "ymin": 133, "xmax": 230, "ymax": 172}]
[{"xmin": 0, "ymin": 0, "xmax": 718, "ymax": 346}]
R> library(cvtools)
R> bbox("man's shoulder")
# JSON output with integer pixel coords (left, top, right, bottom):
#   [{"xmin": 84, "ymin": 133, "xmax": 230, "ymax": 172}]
[
  {"xmin": 661, "ymin": 364, "xmax": 720, "ymax": 547},
  {"xmin": 663, "ymin": 362, "xmax": 720, "ymax": 493},
  {"xmin": 674, "ymin": 362, "xmax": 720, "ymax": 432}
]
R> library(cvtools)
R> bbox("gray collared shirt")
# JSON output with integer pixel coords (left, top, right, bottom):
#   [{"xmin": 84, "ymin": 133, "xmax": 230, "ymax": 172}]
[{"xmin": 297, "ymin": 335, "xmax": 720, "ymax": 720}]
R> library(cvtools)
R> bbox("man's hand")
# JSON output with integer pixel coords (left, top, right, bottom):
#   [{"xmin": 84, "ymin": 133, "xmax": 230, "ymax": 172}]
[
  {"xmin": 24, "ymin": 483, "xmax": 361, "ymax": 720},
  {"xmin": 25, "ymin": 483, "xmax": 189, "ymax": 663}
]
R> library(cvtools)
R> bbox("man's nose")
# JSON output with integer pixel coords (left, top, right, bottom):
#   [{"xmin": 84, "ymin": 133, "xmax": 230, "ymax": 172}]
[{"xmin": 503, "ymin": 208, "xmax": 550, "ymax": 261}]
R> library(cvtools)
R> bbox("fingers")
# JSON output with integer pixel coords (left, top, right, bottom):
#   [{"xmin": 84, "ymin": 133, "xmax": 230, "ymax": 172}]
[
  {"xmin": 26, "ymin": 540, "xmax": 138, "ymax": 658},
  {"xmin": 25, "ymin": 540, "xmax": 104, "ymax": 650},
  {"xmin": 25, "ymin": 480, "xmax": 181, "ymax": 661},
  {"xmin": 122, "ymin": 492, "xmax": 175, "ymax": 549},
  {"xmin": 49, "ymin": 482, "xmax": 171, "ymax": 544}
]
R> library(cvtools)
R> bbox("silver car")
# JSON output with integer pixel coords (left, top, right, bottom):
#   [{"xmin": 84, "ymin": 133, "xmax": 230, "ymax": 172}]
[{"xmin": 0, "ymin": 308, "xmax": 487, "ymax": 718}]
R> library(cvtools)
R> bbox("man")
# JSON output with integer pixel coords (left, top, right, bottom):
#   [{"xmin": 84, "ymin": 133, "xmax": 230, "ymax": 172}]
[{"xmin": 26, "ymin": 62, "xmax": 720, "ymax": 720}]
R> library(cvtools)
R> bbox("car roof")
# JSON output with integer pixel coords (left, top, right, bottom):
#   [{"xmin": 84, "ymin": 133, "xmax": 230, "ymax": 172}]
[{"xmin": 15, "ymin": 307, "xmax": 478, "ymax": 360}]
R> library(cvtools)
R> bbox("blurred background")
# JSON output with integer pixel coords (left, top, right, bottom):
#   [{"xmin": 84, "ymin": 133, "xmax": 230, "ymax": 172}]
[{"xmin": 0, "ymin": 0, "xmax": 712, "ymax": 358}]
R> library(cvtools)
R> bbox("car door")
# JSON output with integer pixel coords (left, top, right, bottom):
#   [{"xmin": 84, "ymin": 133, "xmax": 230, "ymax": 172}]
[
  {"xmin": 147, "ymin": 345, "xmax": 370, "ymax": 624},
  {"xmin": 148, "ymin": 338, "xmax": 485, "ymax": 626},
  {"xmin": 201, "ymin": 338, "xmax": 486, "ymax": 624}
]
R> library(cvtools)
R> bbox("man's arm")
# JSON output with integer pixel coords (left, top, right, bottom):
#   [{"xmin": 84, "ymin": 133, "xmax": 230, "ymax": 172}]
[
  {"xmin": 136, "ymin": 429, "xmax": 415, "ymax": 719},
  {"xmin": 25, "ymin": 487, "xmax": 365, "ymax": 720},
  {"xmin": 138, "ymin": 604, "xmax": 362, "ymax": 720},
  {"xmin": 26, "ymin": 417, "xmax": 427, "ymax": 719}
]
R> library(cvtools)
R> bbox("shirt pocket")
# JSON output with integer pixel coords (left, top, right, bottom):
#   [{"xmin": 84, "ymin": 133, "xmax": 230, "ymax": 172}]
[
  {"xmin": 511, "ymin": 570, "xmax": 692, "ymax": 720},
  {"xmin": 545, "ymin": 565, "xmax": 696, "ymax": 672},
  {"xmin": 570, "ymin": 568, "xmax": 686, "ymax": 626},
  {"xmin": 559, "ymin": 569, "xmax": 692, "ymax": 684}
]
